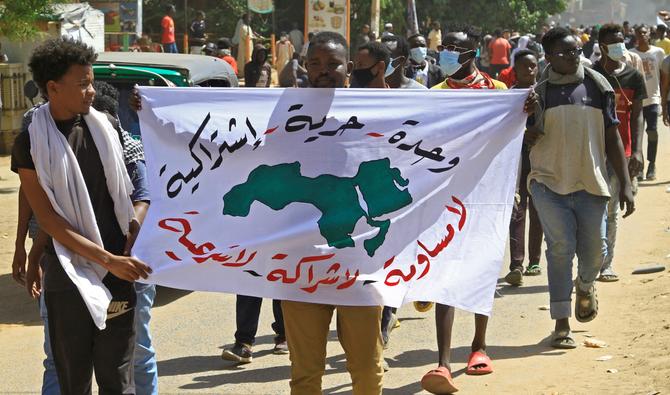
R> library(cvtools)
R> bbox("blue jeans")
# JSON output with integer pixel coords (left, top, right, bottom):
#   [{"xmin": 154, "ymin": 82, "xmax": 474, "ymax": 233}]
[
  {"xmin": 601, "ymin": 165, "xmax": 620, "ymax": 276},
  {"xmin": 529, "ymin": 181, "xmax": 608, "ymax": 320},
  {"xmin": 134, "ymin": 283, "xmax": 158, "ymax": 395},
  {"xmin": 39, "ymin": 293, "xmax": 60, "ymax": 395},
  {"xmin": 163, "ymin": 42, "xmax": 178, "ymax": 53}
]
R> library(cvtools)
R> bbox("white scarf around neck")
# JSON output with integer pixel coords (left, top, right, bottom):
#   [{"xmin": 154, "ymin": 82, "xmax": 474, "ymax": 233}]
[{"xmin": 29, "ymin": 103, "xmax": 135, "ymax": 330}]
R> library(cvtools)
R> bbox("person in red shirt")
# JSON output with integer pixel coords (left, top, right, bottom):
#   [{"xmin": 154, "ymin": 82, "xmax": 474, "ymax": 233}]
[
  {"xmin": 497, "ymin": 65, "xmax": 516, "ymax": 87},
  {"xmin": 488, "ymin": 29, "xmax": 512, "ymax": 78},
  {"xmin": 217, "ymin": 38, "xmax": 238, "ymax": 75},
  {"xmin": 161, "ymin": 5, "xmax": 177, "ymax": 53}
]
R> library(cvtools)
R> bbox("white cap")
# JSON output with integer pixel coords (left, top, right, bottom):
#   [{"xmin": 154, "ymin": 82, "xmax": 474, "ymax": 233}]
[{"xmin": 385, "ymin": 23, "xmax": 393, "ymax": 28}]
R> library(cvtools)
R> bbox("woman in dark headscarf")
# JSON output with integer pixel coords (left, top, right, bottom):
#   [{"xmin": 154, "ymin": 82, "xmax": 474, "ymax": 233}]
[{"xmin": 244, "ymin": 44, "xmax": 272, "ymax": 87}]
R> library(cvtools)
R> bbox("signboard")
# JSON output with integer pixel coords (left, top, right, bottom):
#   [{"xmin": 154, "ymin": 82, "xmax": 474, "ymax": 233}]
[
  {"xmin": 248, "ymin": 0, "xmax": 274, "ymax": 14},
  {"xmin": 52, "ymin": 3, "xmax": 106, "ymax": 53},
  {"xmin": 305, "ymin": 0, "xmax": 349, "ymax": 43},
  {"xmin": 90, "ymin": 0, "xmax": 142, "ymax": 36}
]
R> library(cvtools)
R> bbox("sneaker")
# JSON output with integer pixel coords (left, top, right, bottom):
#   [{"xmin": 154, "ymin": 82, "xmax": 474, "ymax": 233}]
[
  {"xmin": 504, "ymin": 268, "xmax": 523, "ymax": 286},
  {"xmin": 646, "ymin": 162, "xmax": 656, "ymax": 181},
  {"xmin": 413, "ymin": 301, "xmax": 434, "ymax": 312},
  {"xmin": 221, "ymin": 342, "xmax": 253, "ymax": 363},
  {"xmin": 273, "ymin": 339, "xmax": 289, "ymax": 355}
]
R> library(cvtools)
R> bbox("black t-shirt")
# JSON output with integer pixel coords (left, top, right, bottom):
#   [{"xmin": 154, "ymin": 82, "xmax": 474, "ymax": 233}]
[
  {"xmin": 11, "ymin": 115, "xmax": 128, "ymax": 291},
  {"xmin": 592, "ymin": 62, "xmax": 647, "ymax": 156}
]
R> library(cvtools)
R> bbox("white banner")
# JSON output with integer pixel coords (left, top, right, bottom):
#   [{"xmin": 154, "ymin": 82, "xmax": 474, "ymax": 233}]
[{"xmin": 134, "ymin": 87, "xmax": 528, "ymax": 315}]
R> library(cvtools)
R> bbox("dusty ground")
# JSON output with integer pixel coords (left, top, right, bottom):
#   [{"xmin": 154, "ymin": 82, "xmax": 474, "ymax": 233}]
[{"xmin": 0, "ymin": 132, "xmax": 668, "ymax": 394}]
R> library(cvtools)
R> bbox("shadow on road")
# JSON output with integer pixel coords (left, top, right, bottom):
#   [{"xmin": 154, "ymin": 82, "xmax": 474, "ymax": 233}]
[
  {"xmin": 0, "ymin": 273, "xmax": 41, "ymax": 326},
  {"xmin": 397, "ymin": 317, "xmax": 425, "ymax": 323},
  {"xmin": 153, "ymin": 286, "xmax": 193, "ymax": 308},
  {"xmin": 638, "ymin": 179, "xmax": 669, "ymax": 187},
  {"xmin": 388, "ymin": 338, "xmax": 565, "ymax": 370},
  {"xmin": 177, "ymin": 364, "xmax": 291, "ymax": 390},
  {"xmin": 496, "ymin": 284, "xmax": 549, "ymax": 296}
]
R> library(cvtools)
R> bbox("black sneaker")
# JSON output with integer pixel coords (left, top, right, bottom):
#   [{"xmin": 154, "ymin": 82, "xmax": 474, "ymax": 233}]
[
  {"xmin": 273, "ymin": 338, "xmax": 289, "ymax": 355},
  {"xmin": 221, "ymin": 342, "xmax": 253, "ymax": 363},
  {"xmin": 646, "ymin": 162, "xmax": 656, "ymax": 181},
  {"xmin": 504, "ymin": 268, "xmax": 523, "ymax": 286}
]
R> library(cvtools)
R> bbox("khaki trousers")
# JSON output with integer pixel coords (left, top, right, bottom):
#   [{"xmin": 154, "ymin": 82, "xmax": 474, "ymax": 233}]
[{"xmin": 282, "ymin": 301, "xmax": 384, "ymax": 395}]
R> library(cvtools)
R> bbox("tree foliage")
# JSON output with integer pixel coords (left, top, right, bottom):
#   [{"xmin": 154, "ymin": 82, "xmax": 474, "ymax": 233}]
[
  {"xmin": 140, "ymin": 0, "xmax": 566, "ymax": 46},
  {"xmin": 414, "ymin": 0, "xmax": 568, "ymax": 33},
  {"xmin": 0, "ymin": 0, "xmax": 57, "ymax": 41}
]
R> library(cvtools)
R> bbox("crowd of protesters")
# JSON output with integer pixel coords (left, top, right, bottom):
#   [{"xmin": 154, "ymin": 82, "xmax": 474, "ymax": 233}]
[{"xmin": 9, "ymin": 5, "xmax": 669, "ymax": 393}]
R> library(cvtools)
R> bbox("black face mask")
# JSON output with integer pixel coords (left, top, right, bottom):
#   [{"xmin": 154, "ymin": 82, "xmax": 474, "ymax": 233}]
[{"xmin": 350, "ymin": 63, "xmax": 379, "ymax": 88}]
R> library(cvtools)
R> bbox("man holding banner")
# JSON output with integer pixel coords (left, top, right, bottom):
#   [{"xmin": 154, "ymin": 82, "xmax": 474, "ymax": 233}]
[
  {"xmin": 529, "ymin": 27, "xmax": 635, "ymax": 349},
  {"xmin": 279, "ymin": 32, "xmax": 386, "ymax": 394}
]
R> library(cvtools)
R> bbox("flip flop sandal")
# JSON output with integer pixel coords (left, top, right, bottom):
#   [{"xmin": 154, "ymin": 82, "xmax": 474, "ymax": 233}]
[
  {"xmin": 421, "ymin": 366, "xmax": 459, "ymax": 394},
  {"xmin": 551, "ymin": 330, "xmax": 577, "ymax": 349},
  {"xmin": 524, "ymin": 265, "xmax": 541, "ymax": 276},
  {"xmin": 597, "ymin": 274, "xmax": 619, "ymax": 282},
  {"xmin": 465, "ymin": 351, "xmax": 493, "ymax": 375},
  {"xmin": 575, "ymin": 280, "xmax": 598, "ymax": 323}
]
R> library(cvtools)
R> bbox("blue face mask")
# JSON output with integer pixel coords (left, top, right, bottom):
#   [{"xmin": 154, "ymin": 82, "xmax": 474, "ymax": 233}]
[
  {"xmin": 410, "ymin": 47, "xmax": 427, "ymax": 63},
  {"xmin": 439, "ymin": 50, "xmax": 463, "ymax": 76},
  {"xmin": 606, "ymin": 42, "xmax": 626, "ymax": 61}
]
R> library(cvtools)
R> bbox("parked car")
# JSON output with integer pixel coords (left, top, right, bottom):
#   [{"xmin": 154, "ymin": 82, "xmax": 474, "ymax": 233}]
[{"xmin": 93, "ymin": 52, "xmax": 239, "ymax": 135}]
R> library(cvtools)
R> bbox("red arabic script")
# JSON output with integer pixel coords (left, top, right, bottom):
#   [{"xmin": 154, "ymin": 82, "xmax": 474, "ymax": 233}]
[
  {"xmin": 384, "ymin": 196, "xmax": 467, "ymax": 286},
  {"xmin": 266, "ymin": 253, "xmax": 361, "ymax": 293},
  {"xmin": 158, "ymin": 212, "xmax": 257, "ymax": 268}
]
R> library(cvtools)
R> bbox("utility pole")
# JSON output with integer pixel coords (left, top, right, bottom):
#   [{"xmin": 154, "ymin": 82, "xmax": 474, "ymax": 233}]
[
  {"xmin": 183, "ymin": 0, "xmax": 189, "ymax": 53},
  {"xmin": 407, "ymin": 0, "xmax": 419, "ymax": 36},
  {"xmin": 371, "ymin": 0, "xmax": 380, "ymax": 39}
]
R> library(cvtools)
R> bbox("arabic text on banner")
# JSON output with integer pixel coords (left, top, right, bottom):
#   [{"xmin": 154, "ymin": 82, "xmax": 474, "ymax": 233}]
[{"xmin": 133, "ymin": 88, "xmax": 527, "ymax": 316}]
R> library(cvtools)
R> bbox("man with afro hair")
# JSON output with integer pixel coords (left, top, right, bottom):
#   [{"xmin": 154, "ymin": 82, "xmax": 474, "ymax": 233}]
[{"xmin": 12, "ymin": 36, "xmax": 151, "ymax": 394}]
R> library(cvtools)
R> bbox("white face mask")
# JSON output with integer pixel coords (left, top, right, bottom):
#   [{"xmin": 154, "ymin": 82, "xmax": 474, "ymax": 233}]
[
  {"xmin": 606, "ymin": 42, "xmax": 626, "ymax": 61},
  {"xmin": 410, "ymin": 47, "xmax": 427, "ymax": 63}
]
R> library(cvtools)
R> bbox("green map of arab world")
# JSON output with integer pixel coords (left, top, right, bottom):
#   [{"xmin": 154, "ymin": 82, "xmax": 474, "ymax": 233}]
[{"xmin": 222, "ymin": 158, "xmax": 413, "ymax": 257}]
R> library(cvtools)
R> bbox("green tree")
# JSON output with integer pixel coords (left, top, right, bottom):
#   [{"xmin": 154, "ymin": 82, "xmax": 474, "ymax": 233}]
[
  {"xmin": 0, "ymin": 0, "xmax": 58, "ymax": 41},
  {"xmin": 415, "ymin": 0, "xmax": 567, "ymax": 33}
]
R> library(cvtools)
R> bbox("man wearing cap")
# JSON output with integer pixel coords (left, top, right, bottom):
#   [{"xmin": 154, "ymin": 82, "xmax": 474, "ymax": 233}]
[{"xmin": 382, "ymin": 23, "xmax": 394, "ymax": 38}]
